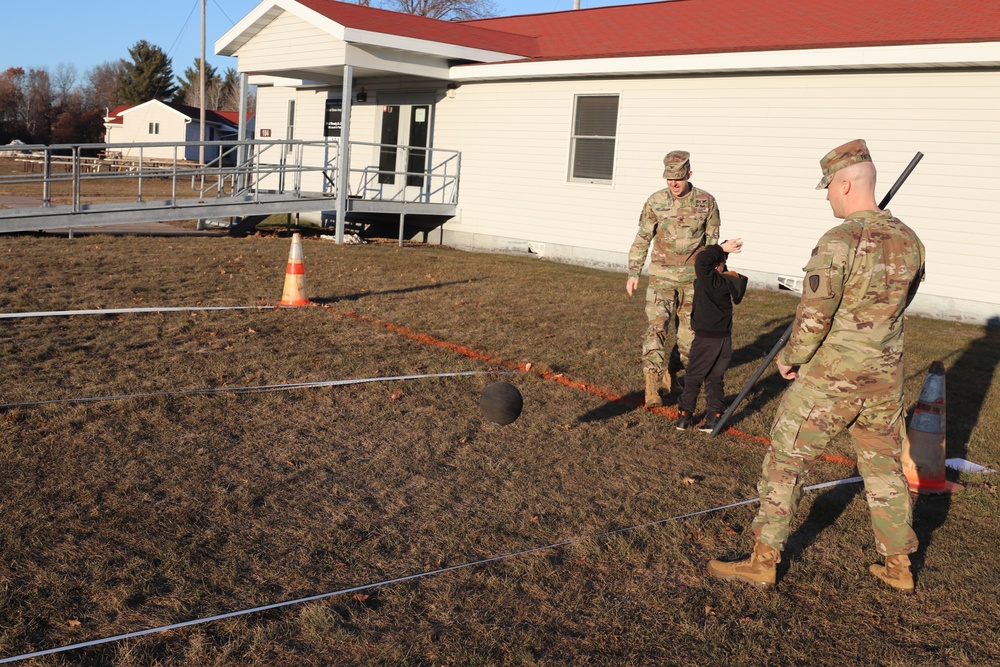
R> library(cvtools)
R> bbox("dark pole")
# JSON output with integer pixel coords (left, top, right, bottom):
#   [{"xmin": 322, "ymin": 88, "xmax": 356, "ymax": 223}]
[{"xmin": 710, "ymin": 151, "xmax": 924, "ymax": 437}]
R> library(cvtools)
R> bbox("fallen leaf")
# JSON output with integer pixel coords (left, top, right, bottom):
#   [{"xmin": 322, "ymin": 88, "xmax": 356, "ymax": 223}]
[
  {"xmin": 352, "ymin": 593, "xmax": 369, "ymax": 603},
  {"xmin": 391, "ymin": 390, "xmax": 402, "ymax": 400},
  {"xmin": 68, "ymin": 619, "xmax": 81, "ymax": 628},
  {"xmin": 524, "ymin": 362, "xmax": 532, "ymax": 371},
  {"xmin": 683, "ymin": 477, "xmax": 697, "ymax": 486}
]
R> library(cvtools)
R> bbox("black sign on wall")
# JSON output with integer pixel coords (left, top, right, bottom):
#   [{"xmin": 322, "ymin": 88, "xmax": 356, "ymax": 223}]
[{"xmin": 324, "ymin": 99, "xmax": 343, "ymax": 137}]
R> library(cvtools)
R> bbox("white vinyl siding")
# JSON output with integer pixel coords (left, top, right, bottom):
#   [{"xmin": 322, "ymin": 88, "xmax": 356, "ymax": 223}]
[
  {"xmin": 254, "ymin": 85, "xmax": 342, "ymax": 193},
  {"xmin": 234, "ymin": 10, "xmax": 346, "ymax": 73},
  {"xmin": 434, "ymin": 70, "xmax": 1000, "ymax": 321},
  {"xmin": 110, "ymin": 103, "xmax": 189, "ymax": 160}
]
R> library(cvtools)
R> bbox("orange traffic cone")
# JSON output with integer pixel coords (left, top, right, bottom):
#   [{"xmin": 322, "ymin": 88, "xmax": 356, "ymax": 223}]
[
  {"xmin": 901, "ymin": 361, "xmax": 963, "ymax": 495},
  {"xmin": 278, "ymin": 232, "xmax": 311, "ymax": 306}
]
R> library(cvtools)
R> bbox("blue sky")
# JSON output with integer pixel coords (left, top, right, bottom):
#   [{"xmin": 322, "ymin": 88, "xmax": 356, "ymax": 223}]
[{"xmin": 1, "ymin": 0, "xmax": 639, "ymax": 81}]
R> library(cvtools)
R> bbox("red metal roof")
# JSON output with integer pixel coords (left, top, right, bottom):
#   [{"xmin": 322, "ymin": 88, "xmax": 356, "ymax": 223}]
[
  {"xmin": 466, "ymin": 0, "xmax": 1000, "ymax": 61},
  {"xmin": 294, "ymin": 0, "xmax": 539, "ymax": 57},
  {"xmin": 215, "ymin": 110, "xmax": 254, "ymax": 125},
  {"xmin": 105, "ymin": 104, "xmax": 131, "ymax": 124},
  {"xmin": 290, "ymin": 0, "xmax": 1000, "ymax": 63}
]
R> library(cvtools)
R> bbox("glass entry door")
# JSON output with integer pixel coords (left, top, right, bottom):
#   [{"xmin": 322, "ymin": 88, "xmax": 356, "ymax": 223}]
[{"xmin": 377, "ymin": 102, "xmax": 431, "ymax": 200}]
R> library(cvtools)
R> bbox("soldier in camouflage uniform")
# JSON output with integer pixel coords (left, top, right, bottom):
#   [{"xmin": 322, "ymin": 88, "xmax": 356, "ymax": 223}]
[
  {"xmin": 708, "ymin": 139, "xmax": 925, "ymax": 592},
  {"xmin": 626, "ymin": 151, "xmax": 742, "ymax": 408}
]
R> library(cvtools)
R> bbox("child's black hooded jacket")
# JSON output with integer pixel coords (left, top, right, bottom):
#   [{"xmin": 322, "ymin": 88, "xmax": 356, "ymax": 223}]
[{"xmin": 691, "ymin": 244, "xmax": 749, "ymax": 337}]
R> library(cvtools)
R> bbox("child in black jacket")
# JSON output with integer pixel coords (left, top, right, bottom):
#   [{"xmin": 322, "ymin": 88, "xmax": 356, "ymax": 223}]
[{"xmin": 677, "ymin": 244, "xmax": 748, "ymax": 432}]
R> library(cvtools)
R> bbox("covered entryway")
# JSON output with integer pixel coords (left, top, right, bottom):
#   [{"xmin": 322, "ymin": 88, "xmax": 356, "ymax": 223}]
[
  {"xmin": 376, "ymin": 96, "xmax": 434, "ymax": 202},
  {"xmin": 213, "ymin": 0, "xmax": 532, "ymax": 242}
]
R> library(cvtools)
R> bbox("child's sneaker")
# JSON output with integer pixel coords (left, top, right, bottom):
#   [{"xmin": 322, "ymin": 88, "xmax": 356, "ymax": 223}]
[
  {"xmin": 676, "ymin": 409, "xmax": 693, "ymax": 430},
  {"xmin": 699, "ymin": 411, "xmax": 723, "ymax": 433}
]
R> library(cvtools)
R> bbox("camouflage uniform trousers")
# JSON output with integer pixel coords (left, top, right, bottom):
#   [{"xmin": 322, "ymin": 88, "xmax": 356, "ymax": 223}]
[
  {"xmin": 642, "ymin": 274, "xmax": 694, "ymax": 375},
  {"xmin": 752, "ymin": 380, "xmax": 918, "ymax": 556}
]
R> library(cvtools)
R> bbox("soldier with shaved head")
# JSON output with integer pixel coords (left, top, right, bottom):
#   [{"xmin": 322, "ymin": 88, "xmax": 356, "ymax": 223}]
[{"xmin": 708, "ymin": 139, "xmax": 926, "ymax": 592}]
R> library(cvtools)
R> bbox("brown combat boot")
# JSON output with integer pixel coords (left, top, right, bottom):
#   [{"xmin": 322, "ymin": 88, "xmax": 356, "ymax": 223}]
[
  {"xmin": 707, "ymin": 542, "xmax": 780, "ymax": 589},
  {"xmin": 644, "ymin": 373, "xmax": 662, "ymax": 408},
  {"xmin": 661, "ymin": 368, "xmax": 681, "ymax": 395},
  {"xmin": 869, "ymin": 554, "xmax": 914, "ymax": 593}
]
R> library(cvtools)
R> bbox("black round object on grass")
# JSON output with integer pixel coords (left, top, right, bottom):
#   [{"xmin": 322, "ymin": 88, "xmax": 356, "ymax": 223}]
[{"xmin": 479, "ymin": 382, "xmax": 523, "ymax": 426}]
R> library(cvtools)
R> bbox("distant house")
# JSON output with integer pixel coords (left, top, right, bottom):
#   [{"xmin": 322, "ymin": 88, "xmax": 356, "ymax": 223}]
[
  {"xmin": 216, "ymin": 0, "xmax": 1000, "ymax": 324},
  {"xmin": 103, "ymin": 100, "xmax": 254, "ymax": 163}
]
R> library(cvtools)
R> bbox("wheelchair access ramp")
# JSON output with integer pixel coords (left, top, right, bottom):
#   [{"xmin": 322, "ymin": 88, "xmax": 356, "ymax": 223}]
[{"xmin": 0, "ymin": 139, "xmax": 459, "ymax": 236}]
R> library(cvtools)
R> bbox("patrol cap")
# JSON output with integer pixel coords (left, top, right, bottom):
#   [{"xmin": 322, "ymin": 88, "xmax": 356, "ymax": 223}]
[
  {"xmin": 816, "ymin": 139, "xmax": 872, "ymax": 189},
  {"xmin": 662, "ymin": 150, "xmax": 691, "ymax": 179}
]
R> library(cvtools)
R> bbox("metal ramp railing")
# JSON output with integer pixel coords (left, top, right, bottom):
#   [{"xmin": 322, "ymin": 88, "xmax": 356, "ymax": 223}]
[
  {"xmin": 347, "ymin": 142, "xmax": 460, "ymax": 209},
  {"xmin": 0, "ymin": 138, "xmax": 461, "ymax": 234}
]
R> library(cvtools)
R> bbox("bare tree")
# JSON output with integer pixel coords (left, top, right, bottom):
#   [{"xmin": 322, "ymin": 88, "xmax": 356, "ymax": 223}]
[
  {"xmin": 0, "ymin": 67, "xmax": 27, "ymax": 143},
  {"xmin": 352, "ymin": 0, "xmax": 499, "ymax": 20},
  {"xmin": 85, "ymin": 61, "xmax": 123, "ymax": 110},
  {"xmin": 22, "ymin": 69, "xmax": 53, "ymax": 143},
  {"xmin": 51, "ymin": 63, "xmax": 79, "ymax": 106},
  {"xmin": 51, "ymin": 91, "xmax": 105, "ymax": 145}
]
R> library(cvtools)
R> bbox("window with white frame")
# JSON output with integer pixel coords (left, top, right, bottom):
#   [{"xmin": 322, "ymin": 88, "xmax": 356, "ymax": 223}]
[
  {"xmin": 569, "ymin": 94, "xmax": 619, "ymax": 182},
  {"xmin": 148, "ymin": 122, "xmax": 159, "ymax": 134}
]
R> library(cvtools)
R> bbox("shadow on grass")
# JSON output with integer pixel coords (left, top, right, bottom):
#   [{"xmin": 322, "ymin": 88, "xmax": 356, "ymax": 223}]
[
  {"xmin": 780, "ymin": 482, "xmax": 862, "ymax": 578},
  {"xmin": 576, "ymin": 318, "xmax": 791, "ymax": 425},
  {"xmin": 310, "ymin": 277, "xmax": 487, "ymax": 304},
  {"xmin": 577, "ymin": 391, "xmax": 647, "ymax": 422},
  {"xmin": 720, "ymin": 318, "xmax": 794, "ymax": 430},
  {"xmin": 910, "ymin": 316, "xmax": 1000, "ymax": 577}
]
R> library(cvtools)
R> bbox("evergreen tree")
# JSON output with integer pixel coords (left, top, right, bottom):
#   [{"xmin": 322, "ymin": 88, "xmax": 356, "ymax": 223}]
[
  {"xmin": 217, "ymin": 68, "xmax": 243, "ymax": 111},
  {"xmin": 116, "ymin": 40, "xmax": 177, "ymax": 104},
  {"xmin": 174, "ymin": 57, "xmax": 220, "ymax": 107}
]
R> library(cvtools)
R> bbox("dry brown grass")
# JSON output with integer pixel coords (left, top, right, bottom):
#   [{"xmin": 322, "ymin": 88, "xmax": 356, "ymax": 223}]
[
  {"xmin": 0, "ymin": 159, "xmax": 200, "ymax": 208},
  {"xmin": 0, "ymin": 233, "xmax": 997, "ymax": 666}
]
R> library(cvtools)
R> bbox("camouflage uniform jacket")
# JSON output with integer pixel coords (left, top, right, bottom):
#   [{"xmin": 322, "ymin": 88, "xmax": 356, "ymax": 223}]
[
  {"xmin": 627, "ymin": 185, "xmax": 720, "ymax": 280},
  {"xmin": 777, "ymin": 209, "xmax": 925, "ymax": 396}
]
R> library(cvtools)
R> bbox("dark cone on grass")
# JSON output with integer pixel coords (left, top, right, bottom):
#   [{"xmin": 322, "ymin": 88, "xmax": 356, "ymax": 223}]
[{"xmin": 480, "ymin": 382, "xmax": 523, "ymax": 426}]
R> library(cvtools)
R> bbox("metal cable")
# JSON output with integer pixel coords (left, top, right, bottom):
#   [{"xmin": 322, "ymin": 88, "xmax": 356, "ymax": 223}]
[
  {"xmin": 0, "ymin": 371, "xmax": 496, "ymax": 411},
  {"xmin": 0, "ymin": 306, "xmax": 273, "ymax": 319},
  {"xmin": 0, "ymin": 477, "xmax": 865, "ymax": 664}
]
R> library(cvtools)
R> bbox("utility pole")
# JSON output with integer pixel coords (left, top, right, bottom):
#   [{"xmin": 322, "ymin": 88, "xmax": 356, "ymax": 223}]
[{"xmin": 199, "ymin": 0, "xmax": 206, "ymax": 165}]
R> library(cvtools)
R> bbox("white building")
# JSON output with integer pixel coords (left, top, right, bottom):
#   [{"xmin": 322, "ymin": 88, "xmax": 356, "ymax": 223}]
[
  {"xmin": 217, "ymin": 0, "xmax": 1000, "ymax": 324},
  {"xmin": 104, "ymin": 100, "xmax": 253, "ymax": 163}
]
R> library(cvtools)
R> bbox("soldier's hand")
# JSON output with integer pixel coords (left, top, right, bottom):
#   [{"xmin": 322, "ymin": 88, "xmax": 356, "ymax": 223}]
[
  {"xmin": 626, "ymin": 276, "xmax": 639, "ymax": 296},
  {"xmin": 777, "ymin": 360, "xmax": 797, "ymax": 380}
]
